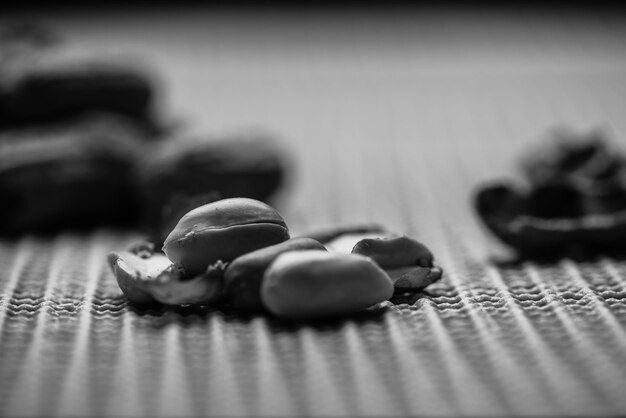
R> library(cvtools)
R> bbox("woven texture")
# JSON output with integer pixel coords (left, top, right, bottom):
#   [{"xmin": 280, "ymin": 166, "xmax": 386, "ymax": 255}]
[
  {"xmin": 1, "ymin": 233, "xmax": 625, "ymax": 417},
  {"xmin": 2, "ymin": 9, "xmax": 626, "ymax": 417}
]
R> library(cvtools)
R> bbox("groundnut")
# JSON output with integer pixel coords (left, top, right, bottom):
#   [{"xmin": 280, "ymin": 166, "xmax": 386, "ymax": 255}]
[
  {"xmin": 163, "ymin": 198, "xmax": 290, "ymax": 275},
  {"xmin": 475, "ymin": 182, "xmax": 626, "ymax": 256},
  {"xmin": 107, "ymin": 249, "xmax": 225, "ymax": 306},
  {"xmin": 146, "ymin": 262, "xmax": 226, "ymax": 306},
  {"xmin": 224, "ymin": 237, "xmax": 326, "ymax": 311},
  {"xmin": 139, "ymin": 136, "xmax": 287, "ymax": 238},
  {"xmin": 352, "ymin": 235, "xmax": 441, "ymax": 292},
  {"xmin": 261, "ymin": 251, "xmax": 393, "ymax": 320},
  {"xmin": 0, "ymin": 114, "xmax": 146, "ymax": 235},
  {"xmin": 107, "ymin": 250, "xmax": 171, "ymax": 305},
  {"xmin": 0, "ymin": 46, "xmax": 154, "ymax": 127},
  {"xmin": 324, "ymin": 231, "xmax": 396, "ymax": 254},
  {"xmin": 351, "ymin": 235, "xmax": 434, "ymax": 268},
  {"xmin": 386, "ymin": 265, "xmax": 443, "ymax": 292}
]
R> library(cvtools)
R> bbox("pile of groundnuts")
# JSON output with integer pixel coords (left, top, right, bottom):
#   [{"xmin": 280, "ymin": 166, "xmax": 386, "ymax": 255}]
[
  {"xmin": 108, "ymin": 197, "xmax": 443, "ymax": 320},
  {"xmin": 475, "ymin": 128, "xmax": 626, "ymax": 257}
]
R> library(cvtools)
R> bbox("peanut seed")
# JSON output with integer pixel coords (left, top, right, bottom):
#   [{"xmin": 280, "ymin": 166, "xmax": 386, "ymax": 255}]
[
  {"xmin": 224, "ymin": 237, "xmax": 326, "ymax": 311},
  {"xmin": 351, "ymin": 235, "xmax": 442, "ymax": 292},
  {"xmin": 351, "ymin": 235, "xmax": 434, "ymax": 268},
  {"xmin": 107, "ymin": 249, "xmax": 225, "ymax": 306},
  {"xmin": 163, "ymin": 197, "xmax": 290, "ymax": 275},
  {"xmin": 261, "ymin": 251, "xmax": 393, "ymax": 320}
]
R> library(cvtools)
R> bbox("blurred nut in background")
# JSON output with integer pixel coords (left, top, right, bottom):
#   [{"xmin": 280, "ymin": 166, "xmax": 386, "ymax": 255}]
[
  {"xmin": 0, "ymin": 114, "xmax": 148, "ymax": 234},
  {"xmin": 475, "ymin": 127, "xmax": 626, "ymax": 257},
  {"xmin": 138, "ymin": 134, "xmax": 288, "ymax": 234},
  {"xmin": 0, "ymin": 27, "xmax": 157, "ymax": 129},
  {"xmin": 0, "ymin": 22, "xmax": 61, "ymax": 62},
  {"xmin": 0, "ymin": 23, "xmax": 292, "ymax": 237}
]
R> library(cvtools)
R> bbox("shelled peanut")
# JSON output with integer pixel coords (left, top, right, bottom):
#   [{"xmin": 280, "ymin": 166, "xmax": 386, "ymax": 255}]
[{"xmin": 108, "ymin": 198, "xmax": 443, "ymax": 320}]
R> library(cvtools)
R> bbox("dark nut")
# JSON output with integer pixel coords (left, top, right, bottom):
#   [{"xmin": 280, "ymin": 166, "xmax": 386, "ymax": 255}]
[
  {"xmin": 474, "ymin": 182, "xmax": 626, "ymax": 257},
  {"xmin": 107, "ymin": 249, "xmax": 225, "ymax": 306},
  {"xmin": 0, "ymin": 44, "xmax": 155, "ymax": 128},
  {"xmin": 351, "ymin": 235, "xmax": 434, "ymax": 268},
  {"xmin": 475, "ymin": 128, "xmax": 626, "ymax": 257},
  {"xmin": 0, "ymin": 22, "xmax": 61, "ymax": 63},
  {"xmin": 518, "ymin": 128, "xmax": 626, "ymax": 215},
  {"xmin": 224, "ymin": 237, "xmax": 326, "ymax": 311},
  {"xmin": 138, "ymin": 135, "xmax": 287, "ymax": 231},
  {"xmin": 525, "ymin": 183, "xmax": 583, "ymax": 219},
  {"xmin": 519, "ymin": 128, "xmax": 622, "ymax": 190},
  {"xmin": 163, "ymin": 198, "xmax": 290, "ymax": 275},
  {"xmin": 0, "ymin": 114, "xmax": 146, "ymax": 235},
  {"xmin": 261, "ymin": 251, "xmax": 393, "ymax": 320}
]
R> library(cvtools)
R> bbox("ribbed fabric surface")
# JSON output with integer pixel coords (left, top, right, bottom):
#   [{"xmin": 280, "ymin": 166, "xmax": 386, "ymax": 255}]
[
  {"xmin": 0, "ymin": 230, "xmax": 625, "ymax": 417},
  {"xmin": 2, "ymin": 9, "xmax": 626, "ymax": 417}
]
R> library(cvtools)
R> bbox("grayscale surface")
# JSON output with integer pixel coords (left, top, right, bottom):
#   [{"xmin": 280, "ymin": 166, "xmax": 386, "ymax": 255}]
[{"xmin": 1, "ymin": 8, "xmax": 625, "ymax": 417}]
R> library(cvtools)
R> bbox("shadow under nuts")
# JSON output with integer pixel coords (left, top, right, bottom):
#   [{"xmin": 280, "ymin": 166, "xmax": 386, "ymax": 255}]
[
  {"xmin": 261, "ymin": 251, "xmax": 394, "ymax": 320},
  {"xmin": 163, "ymin": 197, "xmax": 290, "ymax": 275},
  {"xmin": 224, "ymin": 237, "xmax": 327, "ymax": 311}
]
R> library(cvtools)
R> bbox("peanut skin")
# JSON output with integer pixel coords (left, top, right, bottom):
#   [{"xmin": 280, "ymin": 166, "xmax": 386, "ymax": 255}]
[
  {"xmin": 261, "ymin": 251, "xmax": 393, "ymax": 320},
  {"xmin": 351, "ymin": 235, "xmax": 434, "ymax": 268},
  {"xmin": 224, "ymin": 237, "xmax": 326, "ymax": 311},
  {"xmin": 107, "ymin": 251, "xmax": 170, "ymax": 305},
  {"xmin": 351, "ymin": 235, "xmax": 442, "ymax": 292},
  {"xmin": 163, "ymin": 198, "xmax": 290, "ymax": 275},
  {"xmin": 107, "ymin": 249, "xmax": 225, "ymax": 306}
]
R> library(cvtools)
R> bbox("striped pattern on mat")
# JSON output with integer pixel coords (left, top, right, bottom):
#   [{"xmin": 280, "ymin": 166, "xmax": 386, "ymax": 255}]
[{"xmin": 0, "ymin": 232, "xmax": 625, "ymax": 417}]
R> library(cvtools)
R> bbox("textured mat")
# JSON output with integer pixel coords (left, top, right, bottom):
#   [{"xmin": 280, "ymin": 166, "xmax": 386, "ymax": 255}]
[{"xmin": 0, "ymin": 233, "xmax": 625, "ymax": 417}]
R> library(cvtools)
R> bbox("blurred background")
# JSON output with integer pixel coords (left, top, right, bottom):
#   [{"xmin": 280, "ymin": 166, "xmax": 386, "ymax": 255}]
[{"xmin": 3, "ymin": 3, "xmax": 626, "ymax": 243}]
